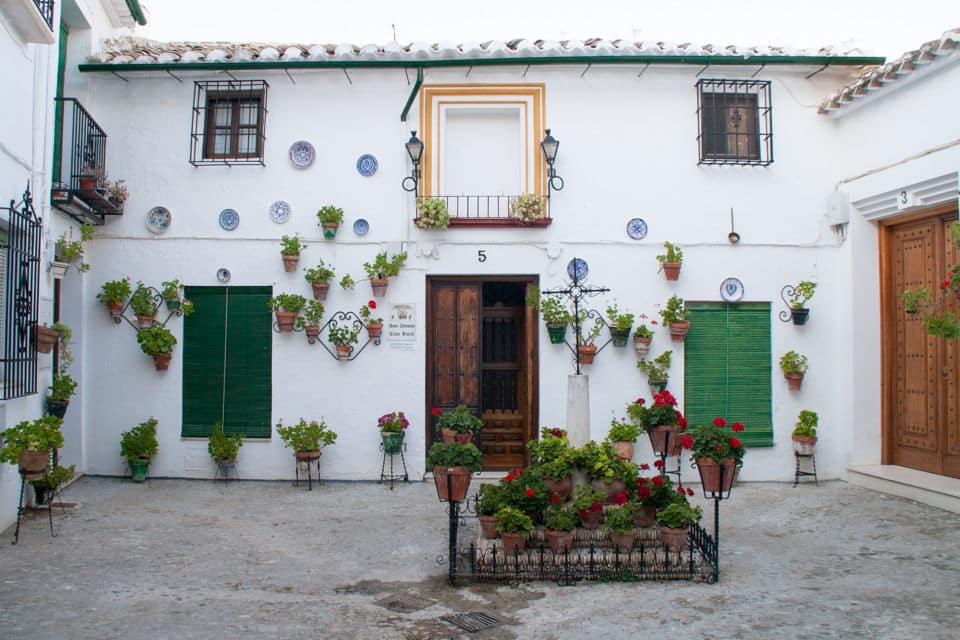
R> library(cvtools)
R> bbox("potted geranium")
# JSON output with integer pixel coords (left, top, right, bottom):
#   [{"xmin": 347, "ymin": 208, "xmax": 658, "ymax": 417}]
[
  {"xmin": 526, "ymin": 287, "xmax": 573, "ymax": 344},
  {"xmin": 427, "ymin": 441, "xmax": 482, "ymax": 502},
  {"xmin": 637, "ymin": 350, "xmax": 673, "ymax": 393},
  {"xmin": 46, "ymin": 373, "xmax": 77, "ymax": 419},
  {"xmin": 415, "ymin": 197, "xmax": 450, "ymax": 230},
  {"xmin": 680, "ymin": 417, "xmax": 746, "ymax": 494},
  {"xmin": 787, "ymin": 281, "xmax": 816, "ymax": 325},
  {"xmin": 607, "ymin": 417, "xmax": 641, "ymax": 460},
  {"xmin": 577, "ymin": 440, "xmax": 636, "ymax": 503},
  {"xmin": 53, "ymin": 224, "xmax": 93, "ymax": 276},
  {"xmin": 576, "ymin": 311, "xmax": 603, "ymax": 365},
  {"xmin": 626, "ymin": 389, "xmax": 683, "ymax": 456},
  {"xmin": 605, "ymin": 303, "xmax": 635, "ymax": 347},
  {"xmin": 477, "ymin": 483, "xmax": 508, "ymax": 539},
  {"xmin": 779, "ymin": 350, "xmax": 808, "ymax": 391},
  {"xmin": 97, "ymin": 277, "xmax": 133, "ymax": 319},
  {"xmin": 434, "ymin": 404, "xmax": 482, "ymax": 444},
  {"xmin": 632, "ymin": 471, "xmax": 687, "ymax": 526},
  {"xmin": 572, "ymin": 484, "xmax": 607, "ymax": 529},
  {"xmin": 363, "ymin": 250, "xmax": 408, "ymax": 297},
  {"xmin": 498, "ymin": 466, "xmax": 550, "ymax": 518},
  {"xmin": 359, "ymin": 300, "xmax": 383, "ymax": 339},
  {"xmin": 160, "ymin": 279, "xmax": 186, "ymax": 311},
  {"xmin": 792, "ymin": 410, "xmax": 818, "ymax": 456},
  {"xmin": 304, "ymin": 260, "xmax": 336, "ymax": 300},
  {"xmin": 656, "ymin": 499, "xmax": 702, "ymax": 549},
  {"xmin": 528, "ymin": 427, "xmax": 573, "ymax": 497},
  {"xmin": 317, "ymin": 205, "xmax": 345, "ymax": 239},
  {"xmin": 510, "ymin": 193, "xmax": 545, "ymax": 224},
  {"xmin": 659, "ymin": 295, "xmax": 690, "ymax": 342},
  {"xmin": 136, "ymin": 324, "xmax": 177, "ymax": 371},
  {"xmin": 495, "ymin": 506, "xmax": 534, "ymax": 554},
  {"xmin": 280, "ymin": 234, "xmax": 307, "ymax": 272},
  {"xmin": 633, "ymin": 314, "xmax": 656, "ymax": 358},
  {"xmin": 544, "ymin": 505, "xmax": 576, "ymax": 554},
  {"xmin": 377, "ymin": 410, "xmax": 408, "ymax": 453},
  {"xmin": 268, "ymin": 293, "xmax": 307, "ymax": 333},
  {"xmin": 656, "ymin": 241, "xmax": 683, "ymax": 281},
  {"xmin": 130, "ymin": 282, "xmax": 159, "ymax": 329},
  {"xmin": 276, "ymin": 417, "xmax": 338, "ymax": 463},
  {"xmin": 208, "ymin": 421, "xmax": 243, "ymax": 477},
  {"xmin": 328, "ymin": 325, "xmax": 359, "ymax": 359},
  {"xmin": 120, "ymin": 417, "xmax": 159, "ymax": 482},
  {"xmin": 30, "ymin": 464, "xmax": 74, "ymax": 505},
  {"xmin": 605, "ymin": 504, "xmax": 638, "ymax": 551},
  {"xmin": 0, "ymin": 416, "xmax": 64, "ymax": 480},
  {"xmin": 296, "ymin": 300, "xmax": 325, "ymax": 343}
]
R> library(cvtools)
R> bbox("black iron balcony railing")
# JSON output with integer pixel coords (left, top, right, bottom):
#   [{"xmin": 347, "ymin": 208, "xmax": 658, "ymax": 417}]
[
  {"xmin": 33, "ymin": 0, "xmax": 55, "ymax": 30},
  {"xmin": 418, "ymin": 195, "xmax": 552, "ymax": 227}
]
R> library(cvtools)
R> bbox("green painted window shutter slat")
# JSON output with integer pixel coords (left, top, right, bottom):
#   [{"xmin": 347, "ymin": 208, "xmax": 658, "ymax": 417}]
[{"xmin": 182, "ymin": 288, "xmax": 227, "ymax": 438}]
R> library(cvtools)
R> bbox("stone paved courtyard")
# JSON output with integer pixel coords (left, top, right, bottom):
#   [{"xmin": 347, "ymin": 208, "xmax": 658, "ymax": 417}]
[{"xmin": 1, "ymin": 477, "xmax": 958, "ymax": 639}]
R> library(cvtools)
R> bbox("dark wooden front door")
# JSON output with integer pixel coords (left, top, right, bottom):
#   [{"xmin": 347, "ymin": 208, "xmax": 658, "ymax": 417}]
[
  {"xmin": 427, "ymin": 277, "xmax": 538, "ymax": 470},
  {"xmin": 883, "ymin": 204, "xmax": 960, "ymax": 478}
]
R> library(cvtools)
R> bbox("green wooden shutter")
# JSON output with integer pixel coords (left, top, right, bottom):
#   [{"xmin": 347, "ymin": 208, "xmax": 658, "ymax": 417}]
[
  {"xmin": 182, "ymin": 287, "xmax": 227, "ymax": 437},
  {"xmin": 222, "ymin": 287, "xmax": 272, "ymax": 438},
  {"xmin": 684, "ymin": 303, "xmax": 773, "ymax": 447}
]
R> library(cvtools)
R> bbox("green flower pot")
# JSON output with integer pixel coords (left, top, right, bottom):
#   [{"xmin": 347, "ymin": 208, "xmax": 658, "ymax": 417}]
[
  {"xmin": 129, "ymin": 458, "xmax": 149, "ymax": 482},
  {"xmin": 609, "ymin": 327, "xmax": 631, "ymax": 347},
  {"xmin": 165, "ymin": 299, "xmax": 181, "ymax": 311},
  {"xmin": 381, "ymin": 431, "xmax": 405, "ymax": 453},
  {"xmin": 649, "ymin": 379, "xmax": 668, "ymax": 394},
  {"xmin": 546, "ymin": 324, "xmax": 567, "ymax": 344}
]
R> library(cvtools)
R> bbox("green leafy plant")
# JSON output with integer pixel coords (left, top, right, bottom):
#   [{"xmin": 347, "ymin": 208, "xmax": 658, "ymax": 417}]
[
  {"xmin": 136, "ymin": 324, "xmax": 177, "ymax": 356},
  {"xmin": 416, "ymin": 197, "xmax": 451, "ymax": 230},
  {"xmin": 426, "ymin": 442, "xmax": 482, "ymax": 470},
  {"xmin": 510, "ymin": 193, "xmax": 545, "ymax": 223},
  {"xmin": 275, "ymin": 418, "xmax": 337, "ymax": 452},
  {"xmin": 295, "ymin": 301, "xmax": 325, "ymax": 329},
  {"xmin": 572, "ymin": 484, "xmax": 607, "ymax": 513},
  {"xmin": 606, "ymin": 303, "xmax": 635, "ymax": 332},
  {"xmin": 129, "ymin": 283, "xmax": 158, "ymax": 317},
  {"xmin": 359, "ymin": 300, "xmax": 383, "ymax": 325},
  {"xmin": 363, "ymin": 251, "xmax": 408, "ymax": 280},
  {"xmin": 793, "ymin": 410, "xmax": 819, "ymax": 438},
  {"xmin": 788, "ymin": 281, "xmax": 817, "ymax": 309},
  {"xmin": 97, "ymin": 278, "xmax": 132, "ymax": 305},
  {"xmin": 54, "ymin": 223, "xmax": 94, "ymax": 271},
  {"xmin": 526, "ymin": 287, "xmax": 573, "ymax": 326},
  {"xmin": 656, "ymin": 241, "xmax": 683, "ymax": 266},
  {"xmin": 545, "ymin": 505, "xmax": 577, "ymax": 532},
  {"xmin": 682, "ymin": 417, "xmax": 746, "ymax": 465},
  {"xmin": 435, "ymin": 404, "xmax": 483, "ymax": 434},
  {"xmin": 635, "ymin": 473, "xmax": 684, "ymax": 509},
  {"xmin": 574, "ymin": 441, "xmax": 637, "ymax": 483},
  {"xmin": 0, "ymin": 416, "xmax": 64, "ymax": 463},
  {"xmin": 339, "ymin": 274, "xmax": 356, "ymax": 290},
  {"xmin": 636, "ymin": 350, "xmax": 673, "ymax": 382},
  {"xmin": 527, "ymin": 427, "xmax": 569, "ymax": 464},
  {"xmin": 280, "ymin": 234, "xmax": 306, "ymax": 256},
  {"xmin": 634, "ymin": 314, "xmax": 655, "ymax": 338},
  {"xmin": 658, "ymin": 295, "xmax": 688, "ymax": 324},
  {"xmin": 779, "ymin": 351, "xmax": 808, "ymax": 375},
  {"xmin": 160, "ymin": 279, "xmax": 184, "ymax": 301},
  {"xmin": 328, "ymin": 325, "xmax": 359, "ymax": 347},
  {"xmin": 626, "ymin": 389, "xmax": 683, "ymax": 433},
  {"xmin": 207, "ymin": 422, "xmax": 243, "ymax": 462},
  {"xmin": 656, "ymin": 500, "xmax": 703, "ymax": 529},
  {"xmin": 607, "ymin": 417, "xmax": 641, "ymax": 443},
  {"xmin": 605, "ymin": 505, "xmax": 636, "ymax": 533},
  {"xmin": 316, "ymin": 205, "xmax": 345, "ymax": 226},
  {"xmin": 50, "ymin": 321, "xmax": 74, "ymax": 376},
  {"xmin": 47, "ymin": 373, "xmax": 78, "ymax": 402},
  {"xmin": 477, "ymin": 483, "xmax": 509, "ymax": 517},
  {"xmin": 495, "ymin": 506, "xmax": 534, "ymax": 536},
  {"xmin": 268, "ymin": 293, "xmax": 307, "ymax": 313},
  {"xmin": 30, "ymin": 464, "xmax": 75, "ymax": 491},
  {"xmin": 120, "ymin": 417, "xmax": 159, "ymax": 461},
  {"xmin": 304, "ymin": 260, "xmax": 336, "ymax": 284},
  {"xmin": 498, "ymin": 466, "xmax": 550, "ymax": 516},
  {"xmin": 576, "ymin": 311, "xmax": 603, "ymax": 346}
]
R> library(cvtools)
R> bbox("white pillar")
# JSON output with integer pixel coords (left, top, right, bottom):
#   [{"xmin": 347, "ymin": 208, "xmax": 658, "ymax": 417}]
[{"xmin": 566, "ymin": 374, "xmax": 591, "ymax": 447}]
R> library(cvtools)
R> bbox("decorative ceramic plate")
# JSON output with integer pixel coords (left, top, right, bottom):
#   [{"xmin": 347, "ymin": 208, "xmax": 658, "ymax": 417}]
[
  {"xmin": 567, "ymin": 258, "xmax": 589, "ymax": 281},
  {"xmin": 353, "ymin": 218, "xmax": 369, "ymax": 236},
  {"xmin": 217, "ymin": 268, "xmax": 231, "ymax": 283},
  {"xmin": 219, "ymin": 208, "xmax": 239, "ymax": 231},
  {"xmin": 356, "ymin": 154, "xmax": 378, "ymax": 176},
  {"xmin": 145, "ymin": 207, "xmax": 171, "ymax": 234},
  {"xmin": 720, "ymin": 277, "xmax": 744, "ymax": 303},
  {"xmin": 289, "ymin": 141, "xmax": 315, "ymax": 169},
  {"xmin": 269, "ymin": 200, "xmax": 291, "ymax": 223},
  {"xmin": 626, "ymin": 217, "xmax": 648, "ymax": 240}
]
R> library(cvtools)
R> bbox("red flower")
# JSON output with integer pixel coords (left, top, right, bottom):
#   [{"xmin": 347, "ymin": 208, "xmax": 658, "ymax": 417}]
[
  {"xmin": 650, "ymin": 320, "xmax": 657, "ymax": 325},
  {"xmin": 589, "ymin": 501, "xmax": 603, "ymax": 512},
  {"xmin": 578, "ymin": 509, "xmax": 590, "ymax": 518},
  {"xmin": 950, "ymin": 271, "xmax": 956, "ymax": 278},
  {"xmin": 504, "ymin": 473, "xmax": 515, "ymax": 483},
  {"xmin": 549, "ymin": 428, "xmax": 565, "ymax": 438},
  {"xmin": 615, "ymin": 491, "xmax": 628, "ymax": 505},
  {"xmin": 653, "ymin": 459, "xmax": 664, "ymax": 469},
  {"xmin": 431, "ymin": 407, "xmax": 442, "ymax": 416},
  {"xmin": 731, "ymin": 422, "xmax": 745, "ymax": 433},
  {"xmin": 680, "ymin": 434, "xmax": 694, "ymax": 449},
  {"xmin": 942, "ymin": 280, "xmax": 951, "ymax": 291},
  {"xmin": 550, "ymin": 494, "xmax": 563, "ymax": 504},
  {"xmin": 713, "ymin": 417, "xmax": 727, "ymax": 428},
  {"xmin": 686, "ymin": 488, "xmax": 695, "ymax": 497},
  {"xmin": 730, "ymin": 436, "xmax": 742, "ymax": 449},
  {"xmin": 639, "ymin": 463, "xmax": 650, "ymax": 471},
  {"xmin": 635, "ymin": 398, "xmax": 645, "ymax": 405},
  {"xmin": 637, "ymin": 486, "xmax": 651, "ymax": 499},
  {"xmin": 677, "ymin": 487, "xmax": 686, "ymax": 495},
  {"xmin": 513, "ymin": 467, "xmax": 523, "ymax": 477},
  {"xmin": 368, "ymin": 300, "xmax": 377, "ymax": 309},
  {"xmin": 525, "ymin": 488, "xmax": 536, "ymax": 497},
  {"xmin": 678, "ymin": 416, "xmax": 688, "ymax": 430},
  {"xmin": 636, "ymin": 476, "xmax": 648, "ymax": 486},
  {"xmin": 651, "ymin": 475, "xmax": 664, "ymax": 487}
]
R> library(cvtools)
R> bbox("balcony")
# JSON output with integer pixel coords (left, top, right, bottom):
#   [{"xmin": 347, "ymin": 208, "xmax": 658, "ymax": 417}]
[
  {"xmin": 0, "ymin": 0, "xmax": 55, "ymax": 43},
  {"xmin": 51, "ymin": 98, "xmax": 126, "ymax": 225},
  {"xmin": 416, "ymin": 195, "xmax": 552, "ymax": 228}
]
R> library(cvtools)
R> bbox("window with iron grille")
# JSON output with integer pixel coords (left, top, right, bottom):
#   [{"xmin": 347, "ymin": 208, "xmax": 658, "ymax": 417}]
[
  {"xmin": 696, "ymin": 79, "xmax": 772, "ymax": 166},
  {"xmin": 190, "ymin": 80, "xmax": 268, "ymax": 166}
]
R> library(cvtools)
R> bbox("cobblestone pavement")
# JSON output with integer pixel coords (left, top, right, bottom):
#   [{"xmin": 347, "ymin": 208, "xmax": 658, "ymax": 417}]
[{"xmin": 1, "ymin": 477, "xmax": 958, "ymax": 639}]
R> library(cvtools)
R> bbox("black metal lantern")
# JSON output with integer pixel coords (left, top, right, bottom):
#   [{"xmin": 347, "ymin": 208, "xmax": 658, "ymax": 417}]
[
  {"xmin": 402, "ymin": 130, "xmax": 424, "ymax": 192},
  {"xmin": 540, "ymin": 129, "xmax": 564, "ymax": 193}
]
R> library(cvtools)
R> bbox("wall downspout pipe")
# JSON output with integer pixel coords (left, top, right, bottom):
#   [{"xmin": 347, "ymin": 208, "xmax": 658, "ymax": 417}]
[{"xmin": 401, "ymin": 67, "xmax": 424, "ymax": 123}]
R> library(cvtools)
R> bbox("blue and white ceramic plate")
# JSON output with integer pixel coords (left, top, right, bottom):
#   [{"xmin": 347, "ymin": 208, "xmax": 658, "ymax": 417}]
[
  {"xmin": 217, "ymin": 268, "xmax": 231, "ymax": 283},
  {"xmin": 219, "ymin": 208, "xmax": 239, "ymax": 231},
  {"xmin": 289, "ymin": 141, "xmax": 315, "ymax": 169},
  {"xmin": 567, "ymin": 258, "xmax": 589, "ymax": 281},
  {"xmin": 720, "ymin": 277, "xmax": 744, "ymax": 303},
  {"xmin": 269, "ymin": 200, "xmax": 291, "ymax": 224},
  {"xmin": 353, "ymin": 218, "xmax": 369, "ymax": 236},
  {"xmin": 145, "ymin": 207, "xmax": 171, "ymax": 234},
  {"xmin": 626, "ymin": 217, "xmax": 648, "ymax": 240},
  {"xmin": 356, "ymin": 154, "xmax": 378, "ymax": 176}
]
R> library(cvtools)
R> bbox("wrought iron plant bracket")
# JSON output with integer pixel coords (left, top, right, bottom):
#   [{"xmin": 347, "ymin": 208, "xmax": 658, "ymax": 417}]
[
  {"xmin": 541, "ymin": 261, "xmax": 611, "ymax": 375},
  {"xmin": 778, "ymin": 284, "xmax": 797, "ymax": 323},
  {"xmin": 114, "ymin": 286, "xmax": 182, "ymax": 332},
  {"xmin": 308, "ymin": 310, "xmax": 379, "ymax": 361}
]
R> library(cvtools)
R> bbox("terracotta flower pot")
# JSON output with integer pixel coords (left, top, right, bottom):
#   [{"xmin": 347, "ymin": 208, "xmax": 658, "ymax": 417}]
[
  {"xmin": 578, "ymin": 507, "xmax": 604, "ymax": 529},
  {"xmin": 610, "ymin": 529, "xmax": 637, "ymax": 551},
  {"xmin": 785, "ymin": 372, "xmax": 804, "ymax": 391},
  {"xmin": 695, "ymin": 457, "xmax": 737, "ymax": 494},
  {"xmin": 275, "ymin": 311, "xmax": 297, "ymax": 332},
  {"xmin": 633, "ymin": 335, "xmax": 652, "ymax": 357},
  {"xmin": 152, "ymin": 353, "xmax": 172, "ymax": 371},
  {"xmin": 295, "ymin": 450, "xmax": 322, "ymax": 461},
  {"xmin": 611, "ymin": 441, "xmax": 634, "ymax": 460},
  {"xmin": 632, "ymin": 504, "xmax": 657, "ymax": 527},
  {"xmin": 432, "ymin": 465, "xmax": 472, "ymax": 502},
  {"xmin": 282, "ymin": 255, "xmax": 300, "ymax": 272},
  {"xmin": 591, "ymin": 478, "xmax": 626, "ymax": 504},
  {"xmin": 660, "ymin": 525, "xmax": 690, "ymax": 549},
  {"xmin": 454, "ymin": 432, "xmax": 473, "ymax": 445},
  {"xmin": 304, "ymin": 325, "xmax": 320, "ymax": 342},
  {"xmin": 544, "ymin": 475, "xmax": 572, "ymax": 499},
  {"xmin": 669, "ymin": 320, "xmax": 691, "ymax": 342},
  {"xmin": 311, "ymin": 282, "xmax": 330, "ymax": 300},
  {"xmin": 107, "ymin": 301, "xmax": 124, "ymax": 319},
  {"xmin": 136, "ymin": 315, "xmax": 155, "ymax": 330},
  {"xmin": 647, "ymin": 424, "xmax": 679, "ymax": 456},
  {"xmin": 34, "ymin": 326, "xmax": 59, "ymax": 354},
  {"xmin": 662, "ymin": 263, "xmax": 681, "ymax": 281},
  {"xmin": 18, "ymin": 449, "xmax": 50, "ymax": 481},
  {"xmin": 499, "ymin": 531, "xmax": 527, "ymax": 555},
  {"xmin": 578, "ymin": 344, "xmax": 597, "ymax": 365},
  {"xmin": 478, "ymin": 515, "xmax": 499, "ymax": 539},
  {"xmin": 440, "ymin": 429, "xmax": 457, "ymax": 443},
  {"xmin": 792, "ymin": 435, "xmax": 817, "ymax": 456},
  {"xmin": 545, "ymin": 529, "xmax": 574, "ymax": 555},
  {"xmin": 366, "ymin": 323, "xmax": 383, "ymax": 339},
  {"xmin": 335, "ymin": 345, "xmax": 353, "ymax": 359},
  {"xmin": 370, "ymin": 278, "xmax": 389, "ymax": 297},
  {"xmin": 322, "ymin": 222, "xmax": 339, "ymax": 239}
]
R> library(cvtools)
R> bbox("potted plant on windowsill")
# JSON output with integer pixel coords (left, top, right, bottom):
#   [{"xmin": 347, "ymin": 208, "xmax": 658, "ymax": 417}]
[
  {"xmin": 626, "ymin": 388, "xmax": 684, "ymax": 456},
  {"xmin": 572, "ymin": 484, "xmax": 607, "ymax": 530},
  {"xmin": 45, "ymin": 373, "xmax": 78, "ymax": 419},
  {"xmin": 606, "ymin": 417, "xmax": 641, "ymax": 460},
  {"xmin": 359, "ymin": 300, "xmax": 383, "ymax": 339},
  {"xmin": 605, "ymin": 302, "xmax": 635, "ymax": 348},
  {"xmin": 779, "ymin": 350, "xmax": 808, "ymax": 391},
  {"xmin": 427, "ymin": 441, "xmax": 482, "ymax": 502},
  {"xmin": 792, "ymin": 410, "xmax": 818, "ymax": 456},
  {"xmin": 280, "ymin": 234, "xmax": 307, "ymax": 272},
  {"xmin": 130, "ymin": 282, "xmax": 159, "ymax": 330},
  {"xmin": 30, "ymin": 464, "xmax": 74, "ymax": 506},
  {"xmin": 136, "ymin": 324, "xmax": 177, "ymax": 371},
  {"xmin": 317, "ymin": 205, "xmax": 345, "ymax": 239},
  {"xmin": 526, "ymin": 287, "xmax": 573, "ymax": 344},
  {"xmin": 363, "ymin": 250, "xmax": 408, "ymax": 297},
  {"xmin": 120, "ymin": 417, "xmax": 159, "ymax": 482},
  {"xmin": 510, "ymin": 193, "xmax": 545, "ymax": 225},
  {"xmin": 0, "ymin": 416, "xmax": 64, "ymax": 481},
  {"xmin": 53, "ymin": 224, "xmax": 93, "ymax": 277},
  {"xmin": 544, "ymin": 505, "xmax": 576, "ymax": 554},
  {"xmin": 276, "ymin": 417, "xmax": 337, "ymax": 463},
  {"xmin": 415, "ymin": 197, "xmax": 450, "ymax": 230},
  {"xmin": 296, "ymin": 300, "xmax": 325, "ymax": 343},
  {"xmin": 304, "ymin": 260, "xmax": 336, "ymax": 301},
  {"xmin": 787, "ymin": 280, "xmax": 816, "ymax": 325},
  {"xmin": 656, "ymin": 241, "xmax": 683, "ymax": 281},
  {"xmin": 328, "ymin": 325, "xmax": 359, "ymax": 359},
  {"xmin": 633, "ymin": 314, "xmax": 656, "ymax": 358},
  {"xmin": 656, "ymin": 499, "xmax": 702, "ymax": 549},
  {"xmin": 659, "ymin": 295, "xmax": 690, "ymax": 342},
  {"xmin": 637, "ymin": 350, "xmax": 673, "ymax": 394},
  {"xmin": 97, "ymin": 277, "xmax": 133, "ymax": 319},
  {"xmin": 268, "ymin": 293, "xmax": 307, "ymax": 333},
  {"xmin": 377, "ymin": 411, "xmax": 408, "ymax": 453},
  {"xmin": 576, "ymin": 312, "xmax": 603, "ymax": 365},
  {"xmin": 681, "ymin": 417, "xmax": 746, "ymax": 494},
  {"xmin": 477, "ymin": 484, "xmax": 508, "ymax": 539},
  {"xmin": 434, "ymin": 404, "xmax": 483, "ymax": 444},
  {"xmin": 495, "ymin": 506, "xmax": 534, "ymax": 555}
]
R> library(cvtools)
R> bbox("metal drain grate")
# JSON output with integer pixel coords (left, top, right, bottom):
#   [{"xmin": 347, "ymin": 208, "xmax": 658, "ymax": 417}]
[
  {"xmin": 334, "ymin": 584, "xmax": 365, "ymax": 594},
  {"xmin": 441, "ymin": 612, "xmax": 501, "ymax": 632},
  {"xmin": 375, "ymin": 592, "xmax": 436, "ymax": 613}
]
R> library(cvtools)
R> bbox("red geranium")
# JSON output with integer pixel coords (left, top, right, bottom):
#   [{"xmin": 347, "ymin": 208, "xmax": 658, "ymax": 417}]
[
  {"xmin": 368, "ymin": 300, "xmax": 377, "ymax": 309},
  {"xmin": 731, "ymin": 422, "xmax": 745, "ymax": 433},
  {"xmin": 431, "ymin": 407, "xmax": 442, "ymax": 417},
  {"xmin": 548, "ymin": 428, "xmax": 565, "ymax": 438},
  {"xmin": 678, "ymin": 416, "xmax": 688, "ymax": 429},
  {"xmin": 525, "ymin": 488, "xmax": 536, "ymax": 497},
  {"xmin": 589, "ymin": 501, "xmax": 603, "ymax": 512},
  {"xmin": 713, "ymin": 417, "xmax": 727, "ymax": 428},
  {"xmin": 550, "ymin": 494, "xmax": 563, "ymax": 504},
  {"xmin": 680, "ymin": 434, "xmax": 694, "ymax": 449},
  {"xmin": 942, "ymin": 280, "xmax": 951, "ymax": 291},
  {"xmin": 651, "ymin": 475, "xmax": 664, "ymax": 487},
  {"xmin": 653, "ymin": 459, "xmax": 664, "ymax": 469},
  {"xmin": 637, "ymin": 485, "xmax": 652, "ymax": 499},
  {"xmin": 676, "ymin": 487, "xmax": 686, "ymax": 495},
  {"xmin": 636, "ymin": 476, "xmax": 648, "ymax": 485},
  {"xmin": 578, "ymin": 509, "xmax": 590, "ymax": 518},
  {"xmin": 686, "ymin": 487, "xmax": 695, "ymax": 497},
  {"xmin": 730, "ymin": 437, "xmax": 741, "ymax": 449},
  {"xmin": 504, "ymin": 473, "xmax": 516, "ymax": 482},
  {"xmin": 635, "ymin": 398, "xmax": 645, "ymax": 405},
  {"xmin": 615, "ymin": 491, "xmax": 628, "ymax": 505}
]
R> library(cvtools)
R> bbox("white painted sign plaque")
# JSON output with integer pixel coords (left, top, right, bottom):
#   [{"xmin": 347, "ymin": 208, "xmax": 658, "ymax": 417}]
[{"xmin": 388, "ymin": 303, "xmax": 416, "ymax": 342}]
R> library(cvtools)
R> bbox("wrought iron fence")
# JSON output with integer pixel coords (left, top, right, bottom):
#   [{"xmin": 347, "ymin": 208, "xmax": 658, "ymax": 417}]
[
  {"xmin": 425, "ymin": 195, "xmax": 550, "ymax": 222},
  {"xmin": 33, "ymin": 0, "xmax": 54, "ymax": 30}
]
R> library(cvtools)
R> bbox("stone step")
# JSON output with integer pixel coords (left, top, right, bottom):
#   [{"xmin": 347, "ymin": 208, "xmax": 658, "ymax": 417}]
[{"xmin": 847, "ymin": 464, "xmax": 960, "ymax": 514}]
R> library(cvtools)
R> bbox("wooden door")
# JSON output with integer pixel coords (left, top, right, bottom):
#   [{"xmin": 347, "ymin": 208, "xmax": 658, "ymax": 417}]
[{"xmin": 883, "ymin": 204, "xmax": 960, "ymax": 478}]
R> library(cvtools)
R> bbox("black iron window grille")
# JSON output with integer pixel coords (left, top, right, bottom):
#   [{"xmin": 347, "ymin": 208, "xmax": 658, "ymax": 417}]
[
  {"xmin": 696, "ymin": 79, "xmax": 773, "ymax": 166},
  {"xmin": 190, "ymin": 80, "xmax": 268, "ymax": 166},
  {"xmin": 1, "ymin": 185, "xmax": 42, "ymax": 400},
  {"xmin": 33, "ymin": 0, "xmax": 54, "ymax": 30}
]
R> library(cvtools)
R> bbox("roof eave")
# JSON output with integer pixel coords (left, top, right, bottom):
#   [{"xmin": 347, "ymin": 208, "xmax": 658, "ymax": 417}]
[{"xmin": 124, "ymin": 0, "xmax": 147, "ymax": 26}]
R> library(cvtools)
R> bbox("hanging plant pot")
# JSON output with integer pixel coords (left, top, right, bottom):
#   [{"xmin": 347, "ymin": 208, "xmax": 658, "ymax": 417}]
[
  {"xmin": 370, "ymin": 278, "xmax": 389, "ymax": 297},
  {"xmin": 662, "ymin": 263, "xmax": 681, "ymax": 281},
  {"xmin": 275, "ymin": 311, "xmax": 297, "ymax": 332},
  {"xmin": 648, "ymin": 379, "xmax": 668, "ymax": 394},
  {"xmin": 660, "ymin": 526, "xmax": 690, "ymax": 549},
  {"xmin": 152, "ymin": 352, "xmax": 172, "ymax": 371},
  {"xmin": 432, "ymin": 465, "xmax": 472, "ymax": 501},
  {"xmin": 578, "ymin": 344, "xmax": 597, "ymax": 365},
  {"xmin": 610, "ymin": 441, "xmax": 634, "ymax": 460},
  {"xmin": 784, "ymin": 372, "xmax": 804, "ymax": 391},
  {"xmin": 50, "ymin": 261, "xmax": 70, "ymax": 279},
  {"xmin": 669, "ymin": 320, "xmax": 691, "ymax": 342},
  {"xmin": 128, "ymin": 458, "xmax": 150, "ymax": 482},
  {"xmin": 633, "ymin": 335, "xmax": 652, "ymax": 358},
  {"xmin": 647, "ymin": 424, "xmax": 679, "ymax": 456},
  {"xmin": 381, "ymin": 431, "xmax": 405, "ymax": 453},
  {"xmin": 311, "ymin": 282, "xmax": 330, "ymax": 301},
  {"xmin": 609, "ymin": 327, "xmax": 631, "ymax": 347},
  {"xmin": 546, "ymin": 323, "xmax": 567, "ymax": 344},
  {"xmin": 610, "ymin": 529, "xmax": 637, "ymax": 551},
  {"xmin": 695, "ymin": 457, "xmax": 737, "ymax": 494},
  {"xmin": 34, "ymin": 326, "xmax": 60, "ymax": 354},
  {"xmin": 545, "ymin": 529, "xmax": 574, "ymax": 555},
  {"xmin": 165, "ymin": 298, "xmax": 181, "ymax": 311},
  {"xmin": 282, "ymin": 255, "xmax": 300, "ymax": 273},
  {"xmin": 106, "ymin": 302, "xmax": 124, "ymax": 320},
  {"xmin": 322, "ymin": 222, "xmax": 339, "ymax": 239},
  {"xmin": 45, "ymin": 399, "xmax": 69, "ymax": 419},
  {"xmin": 479, "ymin": 515, "xmax": 499, "ymax": 539},
  {"xmin": 18, "ymin": 449, "xmax": 50, "ymax": 481},
  {"xmin": 790, "ymin": 308, "xmax": 809, "ymax": 325},
  {"xmin": 335, "ymin": 345, "xmax": 353, "ymax": 359},
  {"xmin": 366, "ymin": 323, "xmax": 383, "ymax": 339},
  {"xmin": 136, "ymin": 315, "xmax": 155, "ymax": 330},
  {"xmin": 304, "ymin": 325, "xmax": 321, "ymax": 342},
  {"xmin": 792, "ymin": 435, "xmax": 817, "ymax": 456}
]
